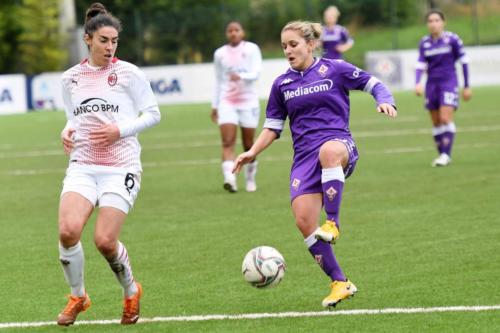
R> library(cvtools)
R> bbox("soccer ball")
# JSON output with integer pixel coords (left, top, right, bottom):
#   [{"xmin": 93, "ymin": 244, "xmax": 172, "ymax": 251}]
[{"xmin": 241, "ymin": 246, "xmax": 286, "ymax": 288}]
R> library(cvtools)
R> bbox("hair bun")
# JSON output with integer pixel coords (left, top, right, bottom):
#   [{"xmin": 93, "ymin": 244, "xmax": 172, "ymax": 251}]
[{"xmin": 85, "ymin": 2, "xmax": 107, "ymax": 23}]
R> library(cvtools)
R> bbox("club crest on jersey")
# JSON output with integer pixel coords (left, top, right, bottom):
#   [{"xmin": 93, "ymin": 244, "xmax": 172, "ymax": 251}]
[
  {"xmin": 326, "ymin": 186, "xmax": 337, "ymax": 201},
  {"xmin": 318, "ymin": 64, "xmax": 329, "ymax": 77},
  {"xmin": 292, "ymin": 178, "xmax": 301, "ymax": 191},
  {"xmin": 108, "ymin": 72, "xmax": 118, "ymax": 86}
]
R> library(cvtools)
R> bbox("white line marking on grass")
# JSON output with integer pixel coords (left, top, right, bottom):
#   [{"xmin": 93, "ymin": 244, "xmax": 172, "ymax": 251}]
[
  {"xmin": 3, "ymin": 141, "xmax": 500, "ymax": 177},
  {"xmin": 1, "ymin": 125, "xmax": 499, "ymax": 159},
  {"xmin": 1, "ymin": 305, "xmax": 499, "ymax": 329}
]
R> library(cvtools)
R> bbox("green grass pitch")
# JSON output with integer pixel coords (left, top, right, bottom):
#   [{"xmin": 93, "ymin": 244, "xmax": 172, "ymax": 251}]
[{"xmin": 0, "ymin": 86, "xmax": 499, "ymax": 332}]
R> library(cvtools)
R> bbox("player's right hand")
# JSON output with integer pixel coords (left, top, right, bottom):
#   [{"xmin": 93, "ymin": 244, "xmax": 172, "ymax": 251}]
[
  {"xmin": 61, "ymin": 128, "xmax": 75, "ymax": 155},
  {"xmin": 415, "ymin": 84, "xmax": 423, "ymax": 97},
  {"xmin": 210, "ymin": 108, "xmax": 218, "ymax": 124},
  {"xmin": 462, "ymin": 87, "xmax": 472, "ymax": 101},
  {"xmin": 233, "ymin": 151, "xmax": 256, "ymax": 174}
]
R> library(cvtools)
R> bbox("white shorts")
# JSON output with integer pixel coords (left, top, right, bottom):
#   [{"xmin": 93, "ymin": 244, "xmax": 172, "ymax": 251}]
[
  {"xmin": 61, "ymin": 165, "xmax": 141, "ymax": 214},
  {"xmin": 217, "ymin": 103, "xmax": 260, "ymax": 128}
]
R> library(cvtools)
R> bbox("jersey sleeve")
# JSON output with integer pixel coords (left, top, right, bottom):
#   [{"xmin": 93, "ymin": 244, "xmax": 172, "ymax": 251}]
[
  {"xmin": 416, "ymin": 39, "xmax": 427, "ymax": 70},
  {"xmin": 453, "ymin": 34, "xmax": 468, "ymax": 63},
  {"xmin": 211, "ymin": 50, "xmax": 223, "ymax": 109},
  {"xmin": 263, "ymin": 79, "xmax": 287, "ymax": 138},
  {"xmin": 238, "ymin": 43, "xmax": 262, "ymax": 81},
  {"xmin": 60, "ymin": 76, "xmax": 75, "ymax": 131},
  {"xmin": 339, "ymin": 61, "xmax": 395, "ymax": 106},
  {"xmin": 338, "ymin": 61, "xmax": 372, "ymax": 91},
  {"xmin": 452, "ymin": 35, "xmax": 470, "ymax": 87},
  {"xmin": 119, "ymin": 68, "xmax": 161, "ymax": 137},
  {"xmin": 341, "ymin": 26, "xmax": 353, "ymax": 44}
]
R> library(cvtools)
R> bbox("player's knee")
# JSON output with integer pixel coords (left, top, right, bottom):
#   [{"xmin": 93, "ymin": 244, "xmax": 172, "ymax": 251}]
[
  {"xmin": 440, "ymin": 116, "xmax": 452, "ymax": 125},
  {"xmin": 319, "ymin": 143, "xmax": 345, "ymax": 167},
  {"xmin": 295, "ymin": 215, "xmax": 316, "ymax": 237},
  {"xmin": 58, "ymin": 218, "xmax": 82, "ymax": 246},
  {"xmin": 222, "ymin": 137, "xmax": 236, "ymax": 148},
  {"xmin": 242, "ymin": 141, "xmax": 253, "ymax": 151},
  {"xmin": 94, "ymin": 235, "xmax": 117, "ymax": 257}
]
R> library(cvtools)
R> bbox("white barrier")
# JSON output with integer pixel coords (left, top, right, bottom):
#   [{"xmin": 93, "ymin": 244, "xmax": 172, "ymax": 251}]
[
  {"xmin": 31, "ymin": 73, "xmax": 64, "ymax": 110},
  {"xmin": 366, "ymin": 45, "xmax": 500, "ymax": 91},
  {"xmin": 24, "ymin": 59, "xmax": 289, "ymax": 111},
  {"xmin": 0, "ymin": 75, "xmax": 27, "ymax": 115},
  {"xmin": 1, "ymin": 45, "xmax": 499, "ymax": 115},
  {"xmin": 141, "ymin": 59, "xmax": 289, "ymax": 105}
]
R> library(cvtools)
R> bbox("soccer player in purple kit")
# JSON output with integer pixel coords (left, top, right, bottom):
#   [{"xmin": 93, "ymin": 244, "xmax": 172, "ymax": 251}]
[
  {"xmin": 233, "ymin": 21, "xmax": 397, "ymax": 308},
  {"xmin": 321, "ymin": 6, "xmax": 354, "ymax": 59},
  {"xmin": 415, "ymin": 10, "xmax": 472, "ymax": 167}
]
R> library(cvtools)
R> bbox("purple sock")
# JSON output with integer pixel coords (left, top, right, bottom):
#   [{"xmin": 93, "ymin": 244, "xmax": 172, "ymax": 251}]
[
  {"xmin": 432, "ymin": 125, "xmax": 445, "ymax": 154},
  {"xmin": 433, "ymin": 133, "xmax": 444, "ymax": 154},
  {"xmin": 307, "ymin": 238, "xmax": 346, "ymax": 282},
  {"xmin": 322, "ymin": 167, "xmax": 345, "ymax": 229},
  {"xmin": 441, "ymin": 125, "xmax": 455, "ymax": 156}
]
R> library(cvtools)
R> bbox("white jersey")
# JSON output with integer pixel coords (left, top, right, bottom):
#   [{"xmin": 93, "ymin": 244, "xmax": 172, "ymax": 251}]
[
  {"xmin": 212, "ymin": 41, "xmax": 262, "ymax": 109},
  {"xmin": 61, "ymin": 58, "xmax": 160, "ymax": 173}
]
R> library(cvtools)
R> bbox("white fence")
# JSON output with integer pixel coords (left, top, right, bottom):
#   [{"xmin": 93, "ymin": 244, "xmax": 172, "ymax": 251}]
[
  {"xmin": 366, "ymin": 45, "xmax": 500, "ymax": 91},
  {"xmin": 0, "ymin": 75, "xmax": 27, "ymax": 115},
  {"xmin": 1, "ymin": 45, "xmax": 500, "ymax": 115}
]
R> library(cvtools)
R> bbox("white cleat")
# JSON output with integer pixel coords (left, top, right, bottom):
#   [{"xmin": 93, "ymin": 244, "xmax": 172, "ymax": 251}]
[
  {"xmin": 432, "ymin": 153, "xmax": 451, "ymax": 167},
  {"xmin": 244, "ymin": 161, "xmax": 258, "ymax": 192},
  {"xmin": 223, "ymin": 178, "xmax": 237, "ymax": 193},
  {"xmin": 246, "ymin": 180, "xmax": 257, "ymax": 192}
]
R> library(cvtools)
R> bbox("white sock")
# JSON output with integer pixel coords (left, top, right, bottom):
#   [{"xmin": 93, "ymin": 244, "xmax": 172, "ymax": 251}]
[
  {"xmin": 59, "ymin": 242, "xmax": 85, "ymax": 297},
  {"xmin": 304, "ymin": 231, "xmax": 319, "ymax": 248},
  {"xmin": 222, "ymin": 160, "xmax": 235, "ymax": 183},
  {"xmin": 106, "ymin": 241, "xmax": 138, "ymax": 297},
  {"xmin": 244, "ymin": 161, "xmax": 258, "ymax": 182},
  {"xmin": 321, "ymin": 166, "xmax": 345, "ymax": 183}
]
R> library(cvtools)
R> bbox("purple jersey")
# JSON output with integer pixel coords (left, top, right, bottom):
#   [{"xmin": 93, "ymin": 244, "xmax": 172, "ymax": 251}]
[
  {"xmin": 321, "ymin": 25, "xmax": 353, "ymax": 59},
  {"xmin": 416, "ymin": 31, "xmax": 467, "ymax": 83},
  {"xmin": 264, "ymin": 58, "xmax": 394, "ymax": 157}
]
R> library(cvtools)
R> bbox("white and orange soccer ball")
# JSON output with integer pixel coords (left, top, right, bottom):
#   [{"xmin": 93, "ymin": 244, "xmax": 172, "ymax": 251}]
[{"xmin": 242, "ymin": 246, "xmax": 286, "ymax": 288}]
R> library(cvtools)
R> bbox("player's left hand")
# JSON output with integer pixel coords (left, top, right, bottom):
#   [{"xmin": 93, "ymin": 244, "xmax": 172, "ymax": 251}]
[
  {"xmin": 229, "ymin": 72, "xmax": 241, "ymax": 81},
  {"xmin": 462, "ymin": 87, "xmax": 472, "ymax": 102},
  {"xmin": 377, "ymin": 103, "xmax": 397, "ymax": 118},
  {"xmin": 89, "ymin": 123, "xmax": 120, "ymax": 147}
]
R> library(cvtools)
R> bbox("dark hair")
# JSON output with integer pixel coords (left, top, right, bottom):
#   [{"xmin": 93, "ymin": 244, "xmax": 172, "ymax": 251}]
[
  {"xmin": 84, "ymin": 2, "xmax": 122, "ymax": 36},
  {"xmin": 226, "ymin": 21, "xmax": 243, "ymax": 30},
  {"xmin": 425, "ymin": 9, "xmax": 445, "ymax": 22}
]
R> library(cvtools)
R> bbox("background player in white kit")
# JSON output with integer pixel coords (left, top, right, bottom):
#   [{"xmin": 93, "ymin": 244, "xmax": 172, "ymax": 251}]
[
  {"xmin": 57, "ymin": 3, "xmax": 160, "ymax": 326},
  {"xmin": 211, "ymin": 21, "xmax": 262, "ymax": 192}
]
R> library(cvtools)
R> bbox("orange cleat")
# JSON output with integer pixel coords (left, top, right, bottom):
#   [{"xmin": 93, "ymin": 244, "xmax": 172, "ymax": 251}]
[
  {"xmin": 57, "ymin": 294, "xmax": 91, "ymax": 326},
  {"xmin": 121, "ymin": 282, "xmax": 143, "ymax": 325}
]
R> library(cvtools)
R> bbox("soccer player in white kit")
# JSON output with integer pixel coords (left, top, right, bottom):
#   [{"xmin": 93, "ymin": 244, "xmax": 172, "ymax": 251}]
[
  {"xmin": 57, "ymin": 3, "xmax": 160, "ymax": 326},
  {"xmin": 211, "ymin": 21, "xmax": 262, "ymax": 192}
]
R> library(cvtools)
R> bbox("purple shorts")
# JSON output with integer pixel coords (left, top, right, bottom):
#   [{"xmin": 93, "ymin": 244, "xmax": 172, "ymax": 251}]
[
  {"xmin": 425, "ymin": 80, "xmax": 459, "ymax": 110},
  {"xmin": 289, "ymin": 137, "xmax": 359, "ymax": 202}
]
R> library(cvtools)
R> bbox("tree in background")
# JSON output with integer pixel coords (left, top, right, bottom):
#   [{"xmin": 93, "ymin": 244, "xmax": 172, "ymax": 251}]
[
  {"xmin": 18, "ymin": 0, "xmax": 67, "ymax": 74},
  {"xmin": 0, "ymin": 1, "xmax": 22, "ymax": 74}
]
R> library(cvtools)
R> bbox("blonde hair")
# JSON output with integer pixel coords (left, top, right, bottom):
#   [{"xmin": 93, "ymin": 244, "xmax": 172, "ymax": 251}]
[
  {"xmin": 282, "ymin": 21, "xmax": 322, "ymax": 46},
  {"xmin": 324, "ymin": 6, "xmax": 341, "ymax": 18}
]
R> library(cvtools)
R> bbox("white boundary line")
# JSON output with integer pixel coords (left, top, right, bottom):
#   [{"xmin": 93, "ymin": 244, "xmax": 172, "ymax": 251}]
[
  {"xmin": 2, "ymin": 141, "xmax": 500, "ymax": 177},
  {"xmin": 1, "ymin": 124, "xmax": 499, "ymax": 158},
  {"xmin": 1, "ymin": 305, "xmax": 499, "ymax": 329}
]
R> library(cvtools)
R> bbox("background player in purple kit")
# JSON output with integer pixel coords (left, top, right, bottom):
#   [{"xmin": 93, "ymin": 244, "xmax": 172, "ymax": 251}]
[
  {"xmin": 321, "ymin": 6, "xmax": 354, "ymax": 59},
  {"xmin": 415, "ymin": 9, "xmax": 472, "ymax": 167},
  {"xmin": 233, "ymin": 21, "xmax": 397, "ymax": 308}
]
